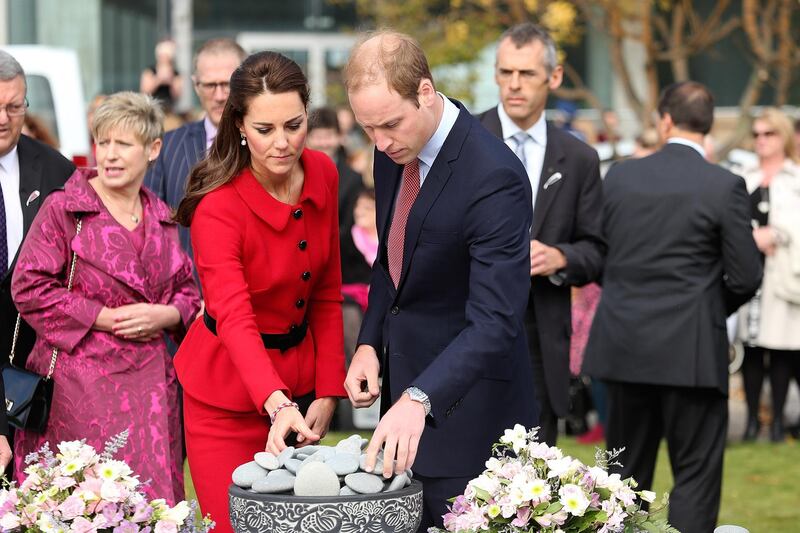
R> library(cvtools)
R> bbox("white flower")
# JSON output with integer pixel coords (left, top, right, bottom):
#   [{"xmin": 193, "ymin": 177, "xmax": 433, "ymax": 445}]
[
  {"xmin": 546, "ymin": 456, "xmax": 575, "ymax": 478},
  {"xmin": 604, "ymin": 473, "xmax": 624, "ymax": 492},
  {"xmin": 559, "ymin": 484, "xmax": 590, "ymax": 516},
  {"xmin": 36, "ymin": 512, "xmax": 59, "ymax": 533},
  {"xmin": 0, "ymin": 512, "xmax": 21, "ymax": 530},
  {"xmin": 60, "ymin": 459, "xmax": 86, "ymax": 476},
  {"xmin": 640, "ymin": 490, "xmax": 656, "ymax": 503},
  {"xmin": 468, "ymin": 474, "xmax": 500, "ymax": 496},
  {"xmin": 522, "ymin": 479, "xmax": 550, "ymax": 503},
  {"xmin": 100, "ymin": 479, "xmax": 125, "ymax": 503},
  {"xmin": 97, "ymin": 460, "xmax": 132, "ymax": 481},
  {"xmin": 485, "ymin": 457, "xmax": 503, "ymax": 474},
  {"xmin": 162, "ymin": 501, "xmax": 191, "ymax": 524},
  {"xmin": 500, "ymin": 424, "xmax": 528, "ymax": 454}
]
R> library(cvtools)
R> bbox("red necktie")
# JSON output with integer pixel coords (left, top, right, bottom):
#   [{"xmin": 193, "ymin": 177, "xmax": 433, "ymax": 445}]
[{"xmin": 387, "ymin": 159, "xmax": 420, "ymax": 287}]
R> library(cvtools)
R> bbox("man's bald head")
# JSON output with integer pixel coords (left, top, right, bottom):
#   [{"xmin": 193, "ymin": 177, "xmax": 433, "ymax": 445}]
[{"xmin": 344, "ymin": 30, "xmax": 434, "ymax": 108}]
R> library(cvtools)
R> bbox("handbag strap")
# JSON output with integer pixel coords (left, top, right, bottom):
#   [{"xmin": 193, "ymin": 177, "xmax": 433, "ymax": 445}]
[{"xmin": 9, "ymin": 218, "xmax": 83, "ymax": 380}]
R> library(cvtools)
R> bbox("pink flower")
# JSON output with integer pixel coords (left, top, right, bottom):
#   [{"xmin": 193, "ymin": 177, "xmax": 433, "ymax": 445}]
[
  {"xmin": 57, "ymin": 495, "xmax": 86, "ymax": 520},
  {"xmin": 155, "ymin": 520, "xmax": 178, "ymax": 533},
  {"xmin": 511, "ymin": 507, "xmax": 531, "ymax": 527},
  {"xmin": 70, "ymin": 516, "xmax": 95, "ymax": 533},
  {"xmin": 53, "ymin": 476, "xmax": 78, "ymax": 490}
]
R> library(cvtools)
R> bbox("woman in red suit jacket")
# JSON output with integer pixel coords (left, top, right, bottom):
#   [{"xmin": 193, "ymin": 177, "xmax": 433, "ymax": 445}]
[{"xmin": 174, "ymin": 51, "xmax": 347, "ymax": 532}]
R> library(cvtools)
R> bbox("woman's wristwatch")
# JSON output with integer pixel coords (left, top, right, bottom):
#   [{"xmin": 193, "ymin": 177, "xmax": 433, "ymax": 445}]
[{"xmin": 404, "ymin": 386, "xmax": 432, "ymax": 416}]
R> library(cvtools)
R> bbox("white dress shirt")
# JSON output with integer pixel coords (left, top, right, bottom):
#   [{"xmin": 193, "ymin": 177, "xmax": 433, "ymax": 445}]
[
  {"xmin": 667, "ymin": 137, "xmax": 706, "ymax": 158},
  {"xmin": 417, "ymin": 93, "xmax": 460, "ymax": 186},
  {"xmin": 498, "ymin": 104, "xmax": 547, "ymax": 212},
  {"xmin": 0, "ymin": 145, "xmax": 23, "ymax": 270}
]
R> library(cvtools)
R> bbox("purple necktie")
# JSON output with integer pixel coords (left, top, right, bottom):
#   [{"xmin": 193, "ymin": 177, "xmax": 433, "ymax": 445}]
[{"xmin": 0, "ymin": 179, "xmax": 7, "ymax": 279}]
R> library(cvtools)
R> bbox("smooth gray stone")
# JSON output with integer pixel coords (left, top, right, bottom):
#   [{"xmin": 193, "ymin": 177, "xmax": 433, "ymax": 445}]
[
  {"xmin": 339, "ymin": 486, "xmax": 357, "ymax": 496},
  {"xmin": 294, "ymin": 462, "xmax": 341, "ymax": 497},
  {"xmin": 295, "ymin": 453, "xmax": 309, "ymax": 460},
  {"xmin": 345, "ymin": 472, "xmax": 385, "ymax": 495},
  {"xmin": 277, "ymin": 447, "xmax": 295, "ymax": 467},
  {"xmin": 326, "ymin": 454, "xmax": 359, "ymax": 475},
  {"xmin": 231, "ymin": 461, "xmax": 268, "ymax": 488},
  {"xmin": 335, "ymin": 437, "xmax": 363, "ymax": 456},
  {"xmin": 360, "ymin": 438, "xmax": 369, "ymax": 451},
  {"xmin": 253, "ymin": 452, "xmax": 280, "ymax": 470},
  {"xmin": 300, "ymin": 453, "xmax": 326, "ymax": 469},
  {"xmin": 296, "ymin": 445, "xmax": 322, "ymax": 455},
  {"xmin": 251, "ymin": 475, "xmax": 295, "ymax": 494},
  {"xmin": 386, "ymin": 472, "xmax": 409, "ymax": 492},
  {"xmin": 406, "ymin": 469, "xmax": 413, "ymax": 479},
  {"xmin": 359, "ymin": 453, "xmax": 385, "ymax": 473},
  {"xmin": 267, "ymin": 468, "xmax": 295, "ymax": 479},
  {"xmin": 284, "ymin": 458, "xmax": 302, "ymax": 475},
  {"xmin": 315, "ymin": 447, "xmax": 336, "ymax": 460}
]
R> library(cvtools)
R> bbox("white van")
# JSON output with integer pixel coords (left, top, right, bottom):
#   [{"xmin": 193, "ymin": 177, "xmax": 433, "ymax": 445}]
[{"xmin": 2, "ymin": 45, "xmax": 90, "ymax": 165}]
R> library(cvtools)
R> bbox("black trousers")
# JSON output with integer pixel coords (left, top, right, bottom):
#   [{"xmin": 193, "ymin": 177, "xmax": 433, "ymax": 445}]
[
  {"xmin": 414, "ymin": 473, "xmax": 474, "ymax": 532},
  {"xmin": 525, "ymin": 309, "xmax": 558, "ymax": 446},
  {"xmin": 605, "ymin": 381, "xmax": 727, "ymax": 533}
]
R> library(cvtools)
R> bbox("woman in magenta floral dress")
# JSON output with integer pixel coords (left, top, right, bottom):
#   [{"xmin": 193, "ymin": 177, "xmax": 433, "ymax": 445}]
[{"xmin": 11, "ymin": 92, "xmax": 200, "ymax": 503}]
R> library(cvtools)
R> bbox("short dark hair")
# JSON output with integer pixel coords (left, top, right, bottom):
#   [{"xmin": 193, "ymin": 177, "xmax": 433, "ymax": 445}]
[
  {"xmin": 309, "ymin": 107, "xmax": 340, "ymax": 133},
  {"xmin": 193, "ymin": 38, "xmax": 247, "ymax": 72},
  {"xmin": 498, "ymin": 23, "xmax": 558, "ymax": 74},
  {"xmin": 657, "ymin": 81, "xmax": 714, "ymax": 135}
]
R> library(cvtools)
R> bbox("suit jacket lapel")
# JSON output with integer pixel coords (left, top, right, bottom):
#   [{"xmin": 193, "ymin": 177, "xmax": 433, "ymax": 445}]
[
  {"xmin": 17, "ymin": 136, "xmax": 45, "ymax": 240},
  {"xmin": 374, "ymin": 154, "xmax": 401, "ymax": 292},
  {"xmin": 397, "ymin": 104, "xmax": 468, "ymax": 291},
  {"xmin": 189, "ymin": 120, "xmax": 205, "ymax": 161},
  {"xmin": 531, "ymin": 123, "xmax": 565, "ymax": 238}
]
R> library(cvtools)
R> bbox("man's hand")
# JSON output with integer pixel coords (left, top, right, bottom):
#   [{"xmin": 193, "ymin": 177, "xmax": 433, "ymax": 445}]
[
  {"xmin": 298, "ymin": 397, "xmax": 337, "ymax": 446},
  {"xmin": 753, "ymin": 226, "xmax": 776, "ymax": 256},
  {"xmin": 364, "ymin": 394, "xmax": 425, "ymax": 478},
  {"xmin": 530, "ymin": 239, "xmax": 567, "ymax": 276},
  {"xmin": 0, "ymin": 435, "xmax": 12, "ymax": 471},
  {"xmin": 344, "ymin": 345, "xmax": 381, "ymax": 408}
]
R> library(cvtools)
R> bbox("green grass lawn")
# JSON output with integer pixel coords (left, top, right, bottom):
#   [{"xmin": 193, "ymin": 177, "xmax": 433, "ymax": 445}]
[{"xmin": 185, "ymin": 432, "xmax": 800, "ymax": 533}]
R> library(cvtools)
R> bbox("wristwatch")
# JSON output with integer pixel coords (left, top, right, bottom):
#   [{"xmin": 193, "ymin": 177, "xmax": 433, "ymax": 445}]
[{"xmin": 404, "ymin": 386, "xmax": 432, "ymax": 416}]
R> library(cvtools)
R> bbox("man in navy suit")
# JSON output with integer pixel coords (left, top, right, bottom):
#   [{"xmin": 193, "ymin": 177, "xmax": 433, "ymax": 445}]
[
  {"xmin": 343, "ymin": 31, "xmax": 537, "ymax": 532},
  {"xmin": 144, "ymin": 38, "xmax": 245, "ymax": 258}
]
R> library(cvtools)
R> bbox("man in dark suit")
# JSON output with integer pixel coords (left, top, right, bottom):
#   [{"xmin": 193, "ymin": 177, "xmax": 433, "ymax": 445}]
[
  {"xmin": 477, "ymin": 23, "xmax": 605, "ymax": 446},
  {"xmin": 583, "ymin": 81, "xmax": 762, "ymax": 533},
  {"xmin": 1, "ymin": 50, "xmax": 75, "ymax": 470},
  {"xmin": 144, "ymin": 38, "xmax": 245, "ymax": 258},
  {"xmin": 343, "ymin": 31, "xmax": 537, "ymax": 532}
]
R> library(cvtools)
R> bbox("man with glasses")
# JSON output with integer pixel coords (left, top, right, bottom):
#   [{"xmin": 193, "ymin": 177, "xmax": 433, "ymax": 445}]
[
  {"xmin": 144, "ymin": 38, "xmax": 246, "ymax": 259},
  {"xmin": 0, "ymin": 49, "xmax": 75, "ymax": 471}
]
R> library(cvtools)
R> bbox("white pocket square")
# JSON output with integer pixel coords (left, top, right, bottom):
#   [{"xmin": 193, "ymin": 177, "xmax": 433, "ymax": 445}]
[
  {"xmin": 26, "ymin": 190, "xmax": 40, "ymax": 206},
  {"xmin": 543, "ymin": 172, "xmax": 563, "ymax": 190}
]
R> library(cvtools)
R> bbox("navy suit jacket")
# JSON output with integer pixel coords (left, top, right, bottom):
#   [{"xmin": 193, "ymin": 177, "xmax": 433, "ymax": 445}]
[
  {"xmin": 144, "ymin": 119, "xmax": 205, "ymax": 259},
  {"xmin": 357, "ymin": 101, "xmax": 538, "ymax": 477}
]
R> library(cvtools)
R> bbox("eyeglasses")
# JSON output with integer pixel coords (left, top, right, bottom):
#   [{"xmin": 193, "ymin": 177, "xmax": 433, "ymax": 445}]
[
  {"xmin": 0, "ymin": 98, "xmax": 29, "ymax": 117},
  {"xmin": 752, "ymin": 130, "xmax": 777, "ymax": 139},
  {"xmin": 195, "ymin": 81, "xmax": 230, "ymax": 95}
]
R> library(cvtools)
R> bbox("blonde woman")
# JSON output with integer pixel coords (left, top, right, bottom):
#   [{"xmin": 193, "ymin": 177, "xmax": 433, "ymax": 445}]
[
  {"xmin": 738, "ymin": 107, "xmax": 800, "ymax": 442},
  {"xmin": 12, "ymin": 92, "xmax": 200, "ymax": 500}
]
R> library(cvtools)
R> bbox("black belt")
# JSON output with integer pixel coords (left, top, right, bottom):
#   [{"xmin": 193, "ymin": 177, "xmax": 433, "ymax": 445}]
[{"xmin": 203, "ymin": 312, "xmax": 307, "ymax": 352}]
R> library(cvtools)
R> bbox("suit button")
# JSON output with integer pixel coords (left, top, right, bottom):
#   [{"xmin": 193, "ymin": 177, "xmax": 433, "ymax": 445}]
[
  {"xmin": 301, "ymin": 271, "xmax": 311, "ymax": 281},
  {"xmin": 292, "ymin": 208, "xmax": 303, "ymax": 219},
  {"xmin": 295, "ymin": 299, "xmax": 305, "ymax": 309},
  {"xmin": 390, "ymin": 306, "xmax": 399, "ymax": 315},
  {"xmin": 298, "ymin": 240, "xmax": 307, "ymax": 250}
]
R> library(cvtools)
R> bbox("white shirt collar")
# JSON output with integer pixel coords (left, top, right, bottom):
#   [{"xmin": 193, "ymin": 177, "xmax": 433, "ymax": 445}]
[
  {"xmin": 667, "ymin": 137, "xmax": 705, "ymax": 158},
  {"xmin": 0, "ymin": 144, "xmax": 19, "ymax": 175},
  {"xmin": 497, "ymin": 104, "xmax": 547, "ymax": 147},
  {"xmin": 417, "ymin": 93, "xmax": 459, "ymax": 173}
]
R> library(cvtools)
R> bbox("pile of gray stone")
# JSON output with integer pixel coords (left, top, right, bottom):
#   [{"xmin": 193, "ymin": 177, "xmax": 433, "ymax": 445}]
[{"xmin": 231, "ymin": 435, "xmax": 413, "ymax": 497}]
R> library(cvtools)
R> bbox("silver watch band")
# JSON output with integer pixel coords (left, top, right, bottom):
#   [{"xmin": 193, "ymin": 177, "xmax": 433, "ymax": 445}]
[{"xmin": 404, "ymin": 386, "xmax": 432, "ymax": 416}]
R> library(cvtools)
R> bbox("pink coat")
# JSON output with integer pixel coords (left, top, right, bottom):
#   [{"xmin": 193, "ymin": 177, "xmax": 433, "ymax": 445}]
[{"xmin": 11, "ymin": 169, "xmax": 201, "ymax": 504}]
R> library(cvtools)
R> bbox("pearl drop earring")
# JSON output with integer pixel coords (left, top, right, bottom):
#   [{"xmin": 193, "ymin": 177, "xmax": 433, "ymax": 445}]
[{"xmin": 240, "ymin": 134, "xmax": 247, "ymax": 146}]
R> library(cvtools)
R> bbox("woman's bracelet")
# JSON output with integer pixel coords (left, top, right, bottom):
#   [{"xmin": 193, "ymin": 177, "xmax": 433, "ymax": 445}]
[{"xmin": 269, "ymin": 401, "xmax": 300, "ymax": 425}]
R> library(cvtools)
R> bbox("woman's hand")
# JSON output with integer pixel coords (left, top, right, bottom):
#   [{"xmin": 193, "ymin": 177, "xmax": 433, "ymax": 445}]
[
  {"xmin": 264, "ymin": 391, "xmax": 319, "ymax": 455},
  {"xmin": 0, "ymin": 435, "xmax": 12, "ymax": 471},
  {"xmin": 298, "ymin": 397, "xmax": 338, "ymax": 447},
  {"xmin": 111, "ymin": 303, "xmax": 181, "ymax": 341},
  {"xmin": 753, "ymin": 226, "xmax": 777, "ymax": 256}
]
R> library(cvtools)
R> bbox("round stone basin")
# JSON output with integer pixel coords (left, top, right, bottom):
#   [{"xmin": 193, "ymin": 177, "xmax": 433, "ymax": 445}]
[{"xmin": 228, "ymin": 479, "xmax": 424, "ymax": 533}]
